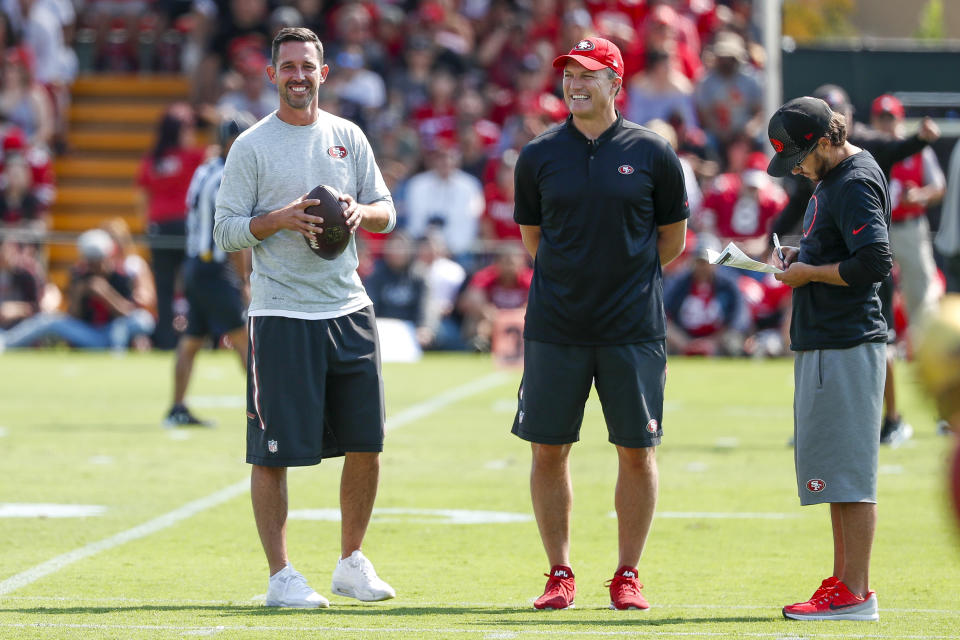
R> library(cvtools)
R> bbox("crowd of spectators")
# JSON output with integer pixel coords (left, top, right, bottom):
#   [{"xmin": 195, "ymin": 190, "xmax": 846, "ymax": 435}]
[{"xmin": 1, "ymin": 0, "xmax": 957, "ymax": 356}]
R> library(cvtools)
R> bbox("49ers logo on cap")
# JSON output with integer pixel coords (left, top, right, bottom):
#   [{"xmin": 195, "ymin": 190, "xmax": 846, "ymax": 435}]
[
  {"xmin": 806, "ymin": 478, "xmax": 826, "ymax": 492},
  {"xmin": 574, "ymin": 39, "xmax": 596, "ymax": 51},
  {"xmin": 328, "ymin": 146, "xmax": 348, "ymax": 159},
  {"xmin": 618, "ymin": 164, "xmax": 634, "ymax": 175},
  {"xmin": 770, "ymin": 138, "xmax": 784, "ymax": 153}
]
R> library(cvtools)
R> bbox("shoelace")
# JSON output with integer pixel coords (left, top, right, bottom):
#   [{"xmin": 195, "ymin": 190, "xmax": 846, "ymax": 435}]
[
  {"xmin": 810, "ymin": 580, "xmax": 838, "ymax": 602},
  {"xmin": 606, "ymin": 575, "xmax": 643, "ymax": 596},
  {"xmin": 810, "ymin": 585, "xmax": 839, "ymax": 605},
  {"xmin": 285, "ymin": 571, "xmax": 314, "ymax": 595},
  {"xmin": 543, "ymin": 574, "xmax": 575, "ymax": 594},
  {"xmin": 355, "ymin": 558, "xmax": 378, "ymax": 581}
]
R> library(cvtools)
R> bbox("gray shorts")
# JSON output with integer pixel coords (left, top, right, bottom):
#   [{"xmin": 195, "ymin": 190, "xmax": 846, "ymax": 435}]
[
  {"xmin": 793, "ymin": 342, "xmax": 885, "ymax": 505},
  {"xmin": 511, "ymin": 339, "xmax": 666, "ymax": 448}
]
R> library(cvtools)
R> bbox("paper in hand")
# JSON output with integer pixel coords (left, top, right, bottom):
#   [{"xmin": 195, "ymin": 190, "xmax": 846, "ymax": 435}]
[{"xmin": 706, "ymin": 241, "xmax": 783, "ymax": 274}]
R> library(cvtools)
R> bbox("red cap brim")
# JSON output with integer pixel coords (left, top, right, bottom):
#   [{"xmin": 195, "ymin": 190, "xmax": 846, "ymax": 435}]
[{"xmin": 552, "ymin": 54, "xmax": 614, "ymax": 74}]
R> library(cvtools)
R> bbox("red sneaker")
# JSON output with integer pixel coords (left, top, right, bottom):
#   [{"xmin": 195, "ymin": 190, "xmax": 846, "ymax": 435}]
[
  {"xmin": 533, "ymin": 565, "xmax": 575, "ymax": 610},
  {"xmin": 783, "ymin": 579, "xmax": 878, "ymax": 621},
  {"xmin": 607, "ymin": 565, "xmax": 650, "ymax": 610}
]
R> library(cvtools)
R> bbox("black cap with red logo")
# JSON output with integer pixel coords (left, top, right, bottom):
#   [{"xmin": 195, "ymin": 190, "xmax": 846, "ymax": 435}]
[{"xmin": 766, "ymin": 96, "xmax": 833, "ymax": 177}]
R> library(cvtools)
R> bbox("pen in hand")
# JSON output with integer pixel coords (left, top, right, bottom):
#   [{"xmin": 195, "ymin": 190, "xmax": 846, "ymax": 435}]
[{"xmin": 773, "ymin": 233, "xmax": 785, "ymax": 264}]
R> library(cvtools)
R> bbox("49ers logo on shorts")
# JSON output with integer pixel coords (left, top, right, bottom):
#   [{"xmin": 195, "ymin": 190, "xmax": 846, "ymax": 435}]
[
  {"xmin": 770, "ymin": 138, "xmax": 784, "ymax": 153},
  {"xmin": 646, "ymin": 419, "xmax": 658, "ymax": 434},
  {"xmin": 328, "ymin": 146, "xmax": 348, "ymax": 159},
  {"xmin": 618, "ymin": 164, "xmax": 635, "ymax": 175},
  {"xmin": 806, "ymin": 478, "xmax": 826, "ymax": 493}
]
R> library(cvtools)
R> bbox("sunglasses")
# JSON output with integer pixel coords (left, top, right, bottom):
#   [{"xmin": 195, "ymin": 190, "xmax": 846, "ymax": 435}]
[{"xmin": 794, "ymin": 141, "xmax": 819, "ymax": 171}]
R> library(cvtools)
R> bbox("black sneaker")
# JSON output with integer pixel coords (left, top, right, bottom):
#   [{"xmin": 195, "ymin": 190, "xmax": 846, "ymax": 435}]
[
  {"xmin": 880, "ymin": 416, "xmax": 913, "ymax": 448},
  {"xmin": 163, "ymin": 405, "xmax": 213, "ymax": 428}
]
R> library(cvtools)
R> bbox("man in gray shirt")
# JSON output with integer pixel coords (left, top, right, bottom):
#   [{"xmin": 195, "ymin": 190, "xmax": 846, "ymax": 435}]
[{"xmin": 214, "ymin": 27, "xmax": 397, "ymax": 609}]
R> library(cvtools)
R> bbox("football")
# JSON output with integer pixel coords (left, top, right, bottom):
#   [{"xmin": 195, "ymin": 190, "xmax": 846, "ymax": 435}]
[{"xmin": 303, "ymin": 184, "xmax": 350, "ymax": 260}]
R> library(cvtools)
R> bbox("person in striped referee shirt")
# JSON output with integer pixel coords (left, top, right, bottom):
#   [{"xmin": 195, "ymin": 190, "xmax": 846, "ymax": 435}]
[{"xmin": 163, "ymin": 111, "xmax": 257, "ymax": 427}]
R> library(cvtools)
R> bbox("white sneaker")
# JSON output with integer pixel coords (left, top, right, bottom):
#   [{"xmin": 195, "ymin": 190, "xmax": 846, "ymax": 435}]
[
  {"xmin": 331, "ymin": 550, "xmax": 396, "ymax": 601},
  {"xmin": 265, "ymin": 565, "xmax": 330, "ymax": 608}
]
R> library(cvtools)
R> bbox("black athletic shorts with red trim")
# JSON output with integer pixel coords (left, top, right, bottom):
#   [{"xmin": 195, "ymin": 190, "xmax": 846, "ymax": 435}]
[
  {"xmin": 246, "ymin": 307, "xmax": 385, "ymax": 467},
  {"xmin": 511, "ymin": 339, "xmax": 666, "ymax": 448}
]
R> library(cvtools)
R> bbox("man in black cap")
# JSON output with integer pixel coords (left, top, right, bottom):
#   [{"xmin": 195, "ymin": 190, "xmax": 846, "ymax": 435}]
[
  {"xmin": 770, "ymin": 85, "xmax": 940, "ymax": 446},
  {"xmin": 767, "ymin": 97, "xmax": 893, "ymax": 621}
]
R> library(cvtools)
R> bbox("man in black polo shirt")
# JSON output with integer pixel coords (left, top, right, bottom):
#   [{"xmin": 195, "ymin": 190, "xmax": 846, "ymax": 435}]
[
  {"xmin": 511, "ymin": 36, "xmax": 688, "ymax": 611},
  {"xmin": 766, "ymin": 97, "xmax": 892, "ymax": 621}
]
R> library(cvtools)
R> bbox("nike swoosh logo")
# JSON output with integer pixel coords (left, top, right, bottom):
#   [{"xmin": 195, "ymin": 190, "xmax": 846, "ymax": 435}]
[
  {"xmin": 829, "ymin": 601, "xmax": 864, "ymax": 610},
  {"xmin": 852, "ymin": 224, "xmax": 867, "ymax": 235}
]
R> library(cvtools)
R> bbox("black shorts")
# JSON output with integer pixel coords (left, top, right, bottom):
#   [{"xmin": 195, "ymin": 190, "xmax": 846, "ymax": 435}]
[
  {"xmin": 511, "ymin": 339, "xmax": 666, "ymax": 448},
  {"xmin": 246, "ymin": 307, "xmax": 385, "ymax": 467},
  {"xmin": 183, "ymin": 259, "xmax": 246, "ymax": 338}
]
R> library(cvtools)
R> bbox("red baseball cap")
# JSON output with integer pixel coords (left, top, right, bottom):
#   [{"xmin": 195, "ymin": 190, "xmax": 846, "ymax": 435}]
[
  {"xmin": 872, "ymin": 94, "xmax": 904, "ymax": 119},
  {"xmin": 552, "ymin": 37, "xmax": 624, "ymax": 77}
]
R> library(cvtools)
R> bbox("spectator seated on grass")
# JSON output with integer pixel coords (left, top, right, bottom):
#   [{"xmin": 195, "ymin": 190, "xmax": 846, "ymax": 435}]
[
  {"xmin": 664, "ymin": 234, "xmax": 750, "ymax": 356},
  {"xmin": 0, "ymin": 229, "xmax": 154, "ymax": 351},
  {"xmin": 457, "ymin": 242, "xmax": 532, "ymax": 353}
]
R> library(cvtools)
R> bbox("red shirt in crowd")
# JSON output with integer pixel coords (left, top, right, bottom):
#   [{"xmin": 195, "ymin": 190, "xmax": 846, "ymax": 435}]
[
  {"xmin": 468, "ymin": 263, "xmax": 533, "ymax": 309},
  {"xmin": 482, "ymin": 182, "xmax": 521, "ymax": 241},
  {"xmin": 889, "ymin": 151, "xmax": 929, "ymax": 223},
  {"xmin": 700, "ymin": 173, "xmax": 787, "ymax": 240},
  {"xmin": 738, "ymin": 273, "xmax": 791, "ymax": 329},
  {"xmin": 411, "ymin": 103, "xmax": 458, "ymax": 149},
  {"xmin": 677, "ymin": 280, "xmax": 723, "ymax": 337},
  {"xmin": 137, "ymin": 148, "xmax": 206, "ymax": 224},
  {"xmin": 1, "ymin": 127, "xmax": 55, "ymax": 208}
]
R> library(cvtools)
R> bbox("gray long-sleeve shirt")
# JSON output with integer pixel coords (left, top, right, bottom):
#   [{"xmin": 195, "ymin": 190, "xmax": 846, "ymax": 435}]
[{"xmin": 214, "ymin": 111, "xmax": 394, "ymax": 318}]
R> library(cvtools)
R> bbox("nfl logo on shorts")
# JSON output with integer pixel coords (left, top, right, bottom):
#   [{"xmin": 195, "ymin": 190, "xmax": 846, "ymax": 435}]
[{"xmin": 267, "ymin": 440, "xmax": 278, "ymax": 454}]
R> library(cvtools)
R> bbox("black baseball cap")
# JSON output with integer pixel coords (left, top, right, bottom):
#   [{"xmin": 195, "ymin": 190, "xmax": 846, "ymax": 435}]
[{"xmin": 766, "ymin": 97, "xmax": 833, "ymax": 177}]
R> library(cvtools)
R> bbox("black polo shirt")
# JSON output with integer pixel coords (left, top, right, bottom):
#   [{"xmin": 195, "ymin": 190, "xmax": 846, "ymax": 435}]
[
  {"xmin": 514, "ymin": 113, "xmax": 689, "ymax": 345},
  {"xmin": 791, "ymin": 151, "xmax": 890, "ymax": 351}
]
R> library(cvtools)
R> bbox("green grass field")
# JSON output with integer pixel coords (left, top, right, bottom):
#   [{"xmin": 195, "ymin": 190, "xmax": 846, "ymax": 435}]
[{"xmin": 1, "ymin": 350, "xmax": 957, "ymax": 639}]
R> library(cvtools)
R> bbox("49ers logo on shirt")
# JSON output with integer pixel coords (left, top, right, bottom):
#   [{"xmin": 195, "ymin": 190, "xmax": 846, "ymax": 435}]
[
  {"xmin": 806, "ymin": 478, "xmax": 826, "ymax": 493},
  {"xmin": 328, "ymin": 146, "xmax": 348, "ymax": 159},
  {"xmin": 646, "ymin": 419, "xmax": 658, "ymax": 434},
  {"xmin": 618, "ymin": 164, "xmax": 634, "ymax": 175},
  {"xmin": 770, "ymin": 138, "xmax": 784, "ymax": 153}
]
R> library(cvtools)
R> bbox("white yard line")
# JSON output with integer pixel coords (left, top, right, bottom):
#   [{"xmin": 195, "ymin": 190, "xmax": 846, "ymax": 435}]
[
  {"xmin": 0, "ymin": 481, "xmax": 248, "ymax": 596},
  {"xmin": 0, "ymin": 622, "xmax": 957, "ymax": 639},
  {"xmin": 385, "ymin": 372, "xmax": 510, "ymax": 429},
  {"xmin": 0, "ymin": 371, "xmax": 509, "ymax": 596}
]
